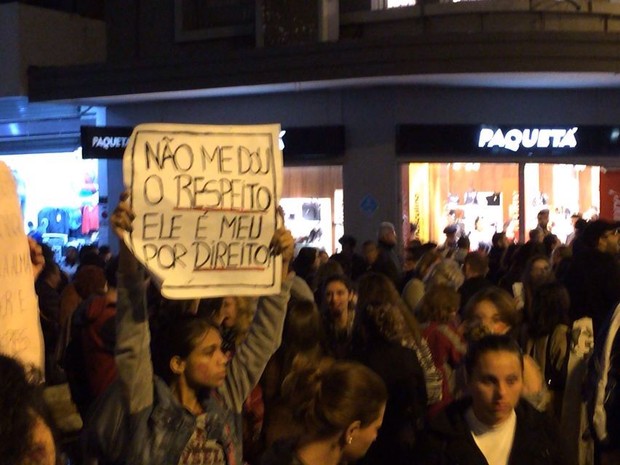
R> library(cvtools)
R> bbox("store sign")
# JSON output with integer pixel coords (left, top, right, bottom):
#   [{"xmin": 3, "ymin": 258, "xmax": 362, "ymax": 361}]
[
  {"xmin": 396, "ymin": 124, "xmax": 620, "ymax": 158},
  {"xmin": 122, "ymin": 123, "xmax": 283, "ymax": 299},
  {"xmin": 477, "ymin": 127, "xmax": 578, "ymax": 152},
  {"xmin": 82, "ymin": 125, "xmax": 345, "ymax": 161},
  {"xmin": 81, "ymin": 126, "xmax": 132, "ymax": 159}
]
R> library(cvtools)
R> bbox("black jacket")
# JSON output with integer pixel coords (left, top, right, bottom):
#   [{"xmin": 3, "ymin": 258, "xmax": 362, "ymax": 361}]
[
  {"xmin": 563, "ymin": 248, "xmax": 620, "ymax": 337},
  {"xmin": 420, "ymin": 398, "xmax": 565, "ymax": 465}
]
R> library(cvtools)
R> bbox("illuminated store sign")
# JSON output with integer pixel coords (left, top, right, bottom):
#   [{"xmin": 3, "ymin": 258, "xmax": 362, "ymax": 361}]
[
  {"xmin": 396, "ymin": 124, "xmax": 620, "ymax": 159},
  {"xmin": 81, "ymin": 125, "xmax": 344, "ymax": 161},
  {"xmin": 477, "ymin": 127, "xmax": 578, "ymax": 152}
]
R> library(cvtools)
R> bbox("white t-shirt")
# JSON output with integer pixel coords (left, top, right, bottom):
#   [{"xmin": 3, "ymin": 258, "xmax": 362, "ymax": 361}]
[{"xmin": 465, "ymin": 407, "xmax": 517, "ymax": 465}]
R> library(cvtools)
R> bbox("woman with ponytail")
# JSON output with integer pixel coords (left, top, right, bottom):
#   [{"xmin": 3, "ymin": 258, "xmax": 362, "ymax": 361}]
[{"xmin": 260, "ymin": 360, "xmax": 387, "ymax": 465}]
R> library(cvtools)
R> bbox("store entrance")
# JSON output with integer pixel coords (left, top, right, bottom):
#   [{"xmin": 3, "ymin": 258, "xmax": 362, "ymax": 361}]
[{"xmin": 401, "ymin": 162, "xmax": 600, "ymax": 247}]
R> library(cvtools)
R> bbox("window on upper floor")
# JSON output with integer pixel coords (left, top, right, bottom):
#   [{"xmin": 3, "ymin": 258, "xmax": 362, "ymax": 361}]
[
  {"xmin": 387, "ymin": 0, "xmax": 417, "ymax": 6},
  {"xmin": 174, "ymin": 0, "xmax": 255, "ymax": 42}
]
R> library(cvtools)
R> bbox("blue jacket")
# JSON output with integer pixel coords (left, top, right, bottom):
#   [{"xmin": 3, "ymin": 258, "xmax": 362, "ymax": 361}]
[{"xmin": 83, "ymin": 266, "xmax": 293, "ymax": 465}]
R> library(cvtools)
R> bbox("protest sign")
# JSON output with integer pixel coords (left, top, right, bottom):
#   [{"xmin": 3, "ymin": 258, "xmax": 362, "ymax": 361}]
[
  {"xmin": 122, "ymin": 123, "xmax": 283, "ymax": 299},
  {"xmin": 0, "ymin": 162, "xmax": 44, "ymax": 373}
]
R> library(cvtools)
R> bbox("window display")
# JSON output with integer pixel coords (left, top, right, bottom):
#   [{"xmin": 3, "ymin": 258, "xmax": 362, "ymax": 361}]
[
  {"xmin": 404, "ymin": 161, "xmax": 600, "ymax": 245},
  {"xmin": 2, "ymin": 150, "xmax": 100, "ymax": 262},
  {"xmin": 280, "ymin": 197, "xmax": 333, "ymax": 255}
]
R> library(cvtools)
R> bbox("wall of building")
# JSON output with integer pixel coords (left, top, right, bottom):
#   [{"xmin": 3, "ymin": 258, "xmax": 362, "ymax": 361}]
[
  {"xmin": 0, "ymin": 3, "xmax": 106, "ymax": 98},
  {"xmin": 102, "ymin": 85, "xmax": 620, "ymax": 248}
]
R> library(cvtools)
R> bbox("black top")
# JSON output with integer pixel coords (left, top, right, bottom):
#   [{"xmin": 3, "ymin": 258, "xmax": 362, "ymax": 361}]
[{"xmin": 420, "ymin": 397, "xmax": 566, "ymax": 465}]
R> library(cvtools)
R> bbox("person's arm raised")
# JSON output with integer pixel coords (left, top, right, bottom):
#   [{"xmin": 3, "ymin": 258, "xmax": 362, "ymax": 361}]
[
  {"xmin": 111, "ymin": 192, "xmax": 154, "ymax": 414},
  {"xmin": 219, "ymin": 227, "xmax": 295, "ymax": 412}
]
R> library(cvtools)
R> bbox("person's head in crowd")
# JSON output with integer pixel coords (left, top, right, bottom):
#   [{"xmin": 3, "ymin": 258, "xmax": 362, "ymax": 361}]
[
  {"xmin": 355, "ymin": 272, "xmax": 420, "ymax": 347},
  {"xmin": 98, "ymin": 245, "xmax": 112, "ymax": 264},
  {"xmin": 318, "ymin": 249, "xmax": 329, "ymax": 265},
  {"xmin": 463, "ymin": 251, "xmax": 489, "ymax": 280},
  {"xmin": 521, "ymin": 254, "xmax": 553, "ymax": 291},
  {"xmin": 463, "ymin": 286, "xmax": 520, "ymax": 341},
  {"xmin": 281, "ymin": 299, "xmax": 325, "ymax": 373},
  {"xmin": 457, "ymin": 235, "xmax": 470, "ymax": 251},
  {"xmin": 403, "ymin": 243, "xmax": 435, "ymax": 273},
  {"xmin": 215, "ymin": 296, "xmax": 254, "ymax": 348},
  {"xmin": 356, "ymin": 272, "xmax": 400, "ymax": 313},
  {"xmin": 542, "ymin": 233, "xmax": 560, "ymax": 257},
  {"xmin": 282, "ymin": 360, "xmax": 387, "ymax": 463},
  {"xmin": 464, "ymin": 334, "xmax": 524, "ymax": 426},
  {"xmin": 314, "ymin": 259, "xmax": 345, "ymax": 301},
  {"xmin": 528, "ymin": 281, "xmax": 570, "ymax": 339},
  {"xmin": 78, "ymin": 246, "xmax": 106, "ymax": 271},
  {"xmin": 362, "ymin": 240, "xmax": 379, "ymax": 266},
  {"xmin": 537, "ymin": 209, "xmax": 550, "ymax": 230},
  {"xmin": 417, "ymin": 284, "xmax": 460, "ymax": 325},
  {"xmin": 550, "ymin": 244, "xmax": 571, "ymax": 270},
  {"xmin": 0, "ymin": 355, "xmax": 57, "ymax": 465},
  {"xmin": 424, "ymin": 258, "xmax": 465, "ymax": 290},
  {"xmin": 492, "ymin": 231, "xmax": 510, "ymax": 249},
  {"xmin": 573, "ymin": 217, "xmax": 587, "ymax": 236},
  {"xmin": 152, "ymin": 307, "xmax": 227, "ymax": 388},
  {"xmin": 528, "ymin": 228, "xmax": 542, "ymax": 243},
  {"xmin": 338, "ymin": 234, "xmax": 357, "ymax": 255},
  {"xmin": 377, "ymin": 222, "xmax": 397, "ymax": 247},
  {"xmin": 506, "ymin": 240, "xmax": 546, "ymax": 276},
  {"xmin": 63, "ymin": 246, "xmax": 78, "ymax": 266},
  {"xmin": 476, "ymin": 242, "xmax": 491, "ymax": 255},
  {"xmin": 582, "ymin": 219, "xmax": 620, "ymax": 255},
  {"xmin": 414, "ymin": 248, "xmax": 442, "ymax": 281},
  {"xmin": 323, "ymin": 274, "xmax": 355, "ymax": 326},
  {"xmin": 36, "ymin": 254, "xmax": 62, "ymax": 291},
  {"xmin": 443, "ymin": 224, "xmax": 458, "ymax": 247},
  {"xmin": 292, "ymin": 247, "xmax": 320, "ymax": 281},
  {"xmin": 72, "ymin": 264, "xmax": 107, "ymax": 300}
]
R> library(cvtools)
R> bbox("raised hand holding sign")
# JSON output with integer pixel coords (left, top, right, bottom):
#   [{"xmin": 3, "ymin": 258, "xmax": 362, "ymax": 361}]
[{"xmin": 121, "ymin": 123, "xmax": 283, "ymax": 298}]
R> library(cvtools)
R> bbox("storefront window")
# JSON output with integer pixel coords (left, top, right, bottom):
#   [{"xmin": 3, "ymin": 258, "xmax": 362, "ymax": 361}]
[
  {"xmin": 404, "ymin": 162, "xmax": 519, "ymax": 246},
  {"xmin": 2, "ymin": 149, "xmax": 100, "ymax": 261},
  {"xmin": 280, "ymin": 165, "xmax": 343, "ymax": 255},
  {"xmin": 523, "ymin": 163, "xmax": 600, "ymax": 243},
  {"xmin": 402, "ymin": 161, "xmax": 601, "ymax": 247}
]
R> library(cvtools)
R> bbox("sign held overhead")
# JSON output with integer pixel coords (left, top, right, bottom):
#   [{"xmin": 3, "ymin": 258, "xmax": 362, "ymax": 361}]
[{"xmin": 122, "ymin": 123, "xmax": 283, "ymax": 299}]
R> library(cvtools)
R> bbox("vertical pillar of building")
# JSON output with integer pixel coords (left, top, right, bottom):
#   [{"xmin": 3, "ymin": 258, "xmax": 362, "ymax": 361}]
[{"xmin": 342, "ymin": 89, "xmax": 400, "ymax": 245}]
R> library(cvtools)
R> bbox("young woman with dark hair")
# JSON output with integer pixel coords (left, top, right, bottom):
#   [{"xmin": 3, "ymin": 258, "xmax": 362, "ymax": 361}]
[
  {"xmin": 260, "ymin": 360, "xmax": 387, "ymax": 465},
  {"xmin": 422, "ymin": 334, "xmax": 566, "ymax": 465},
  {"xmin": 352, "ymin": 272, "xmax": 430, "ymax": 465},
  {"xmin": 83, "ymin": 194, "xmax": 295, "ymax": 465}
]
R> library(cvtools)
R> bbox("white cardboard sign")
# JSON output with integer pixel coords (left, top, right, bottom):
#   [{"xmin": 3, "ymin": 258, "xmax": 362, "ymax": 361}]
[
  {"xmin": 0, "ymin": 161, "xmax": 44, "ymax": 373},
  {"xmin": 122, "ymin": 123, "xmax": 283, "ymax": 299}
]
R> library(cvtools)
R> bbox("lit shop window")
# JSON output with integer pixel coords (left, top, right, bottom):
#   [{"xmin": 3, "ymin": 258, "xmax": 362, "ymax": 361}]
[
  {"xmin": 372, "ymin": 0, "xmax": 416, "ymax": 8},
  {"xmin": 387, "ymin": 0, "xmax": 416, "ymax": 7}
]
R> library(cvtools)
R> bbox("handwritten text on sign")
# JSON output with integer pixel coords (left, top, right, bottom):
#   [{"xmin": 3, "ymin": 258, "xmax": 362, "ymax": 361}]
[
  {"xmin": 123, "ymin": 124, "xmax": 283, "ymax": 299},
  {"xmin": 0, "ymin": 162, "xmax": 44, "ymax": 373}
]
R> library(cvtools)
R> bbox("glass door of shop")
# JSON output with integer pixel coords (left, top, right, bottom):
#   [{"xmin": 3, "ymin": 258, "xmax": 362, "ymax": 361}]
[
  {"xmin": 402, "ymin": 161, "xmax": 603, "ymax": 247},
  {"xmin": 522, "ymin": 163, "xmax": 600, "ymax": 243},
  {"xmin": 402, "ymin": 162, "xmax": 520, "ymax": 247}
]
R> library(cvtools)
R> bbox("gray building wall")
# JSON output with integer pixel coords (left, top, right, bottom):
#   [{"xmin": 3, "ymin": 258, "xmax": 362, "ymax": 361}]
[{"xmin": 102, "ymin": 85, "xmax": 620, "ymax": 248}]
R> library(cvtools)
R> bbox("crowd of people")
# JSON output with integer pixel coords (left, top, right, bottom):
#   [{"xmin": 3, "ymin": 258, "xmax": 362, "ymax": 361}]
[{"xmin": 3, "ymin": 202, "xmax": 620, "ymax": 465}]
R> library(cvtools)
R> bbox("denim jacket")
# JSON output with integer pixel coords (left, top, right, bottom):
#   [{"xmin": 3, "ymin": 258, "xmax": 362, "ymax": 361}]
[{"xmin": 83, "ymin": 266, "xmax": 293, "ymax": 465}]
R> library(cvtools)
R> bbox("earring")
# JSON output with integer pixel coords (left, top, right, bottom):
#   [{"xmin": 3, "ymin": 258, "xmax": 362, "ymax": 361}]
[{"xmin": 347, "ymin": 436, "xmax": 353, "ymax": 445}]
